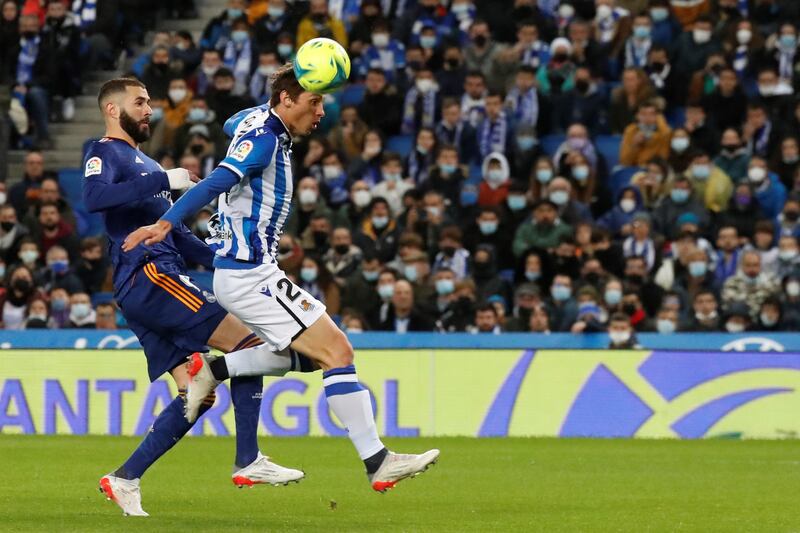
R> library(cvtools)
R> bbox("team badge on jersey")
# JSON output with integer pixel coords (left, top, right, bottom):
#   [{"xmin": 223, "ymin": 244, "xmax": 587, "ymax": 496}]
[
  {"xmin": 85, "ymin": 157, "xmax": 102, "ymax": 177},
  {"xmin": 231, "ymin": 140, "xmax": 254, "ymax": 162},
  {"xmin": 299, "ymin": 299, "xmax": 316, "ymax": 312}
]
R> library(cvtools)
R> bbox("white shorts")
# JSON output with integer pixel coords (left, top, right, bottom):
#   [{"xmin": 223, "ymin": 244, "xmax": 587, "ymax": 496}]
[{"xmin": 213, "ymin": 262, "xmax": 327, "ymax": 351}]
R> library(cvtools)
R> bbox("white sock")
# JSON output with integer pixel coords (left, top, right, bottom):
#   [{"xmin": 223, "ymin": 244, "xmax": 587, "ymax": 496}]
[
  {"xmin": 224, "ymin": 345, "xmax": 293, "ymax": 377},
  {"xmin": 323, "ymin": 365, "xmax": 384, "ymax": 459}
]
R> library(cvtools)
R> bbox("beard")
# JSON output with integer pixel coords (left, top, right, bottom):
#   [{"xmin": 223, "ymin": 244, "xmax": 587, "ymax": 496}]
[{"xmin": 120, "ymin": 109, "xmax": 151, "ymax": 143}]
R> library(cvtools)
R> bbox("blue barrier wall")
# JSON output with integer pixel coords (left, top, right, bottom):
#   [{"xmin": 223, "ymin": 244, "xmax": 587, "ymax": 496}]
[{"xmin": 0, "ymin": 330, "xmax": 795, "ymax": 351}]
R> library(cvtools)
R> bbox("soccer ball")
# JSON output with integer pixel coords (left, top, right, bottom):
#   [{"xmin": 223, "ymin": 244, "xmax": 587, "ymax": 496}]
[{"xmin": 293, "ymin": 38, "xmax": 351, "ymax": 94}]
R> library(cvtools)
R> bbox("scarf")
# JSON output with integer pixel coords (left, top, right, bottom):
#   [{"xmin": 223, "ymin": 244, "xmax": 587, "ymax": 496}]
[
  {"xmin": 521, "ymin": 41, "xmax": 549, "ymax": 69},
  {"xmin": 436, "ymin": 120, "xmax": 464, "ymax": 150},
  {"xmin": 597, "ymin": 9, "xmax": 623, "ymax": 44},
  {"xmin": 401, "ymin": 86, "xmax": 437, "ymax": 135},
  {"xmin": 752, "ymin": 120, "xmax": 772, "ymax": 156},
  {"xmin": 649, "ymin": 63, "xmax": 670, "ymax": 90},
  {"xmin": 505, "ymin": 87, "xmax": 538, "ymax": 126},
  {"xmin": 625, "ymin": 37, "xmax": 651, "ymax": 68},
  {"xmin": 623, "ymin": 236, "xmax": 655, "ymax": 272},
  {"xmin": 71, "ymin": 0, "xmax": 96, "ymax": 29},
  {"xmin": 224, "ymin": 38, "xmax": 252, "ymax": 94},
  {"xmin": 733, "ymin": 45, "xmax": 748, "ymax": 77},
  {"xmin": 478, "ymin": 111, "xmax": 508, "ymax": 159},
  {"xmin": 716, "ymin": 249, "xmax": 740, "ymax": 281},
  {"xmin": 461, "ymin": 94, "xmax": 486, "ymax": 127},
  {"xmin": 407, "ymin": 150, "xmax": 432, "ymax": 184},
  {"xmin": 16, "ymin": 36, "xmax": 40, "ymax": 85},
  {"xmin": 777, "ymin": 45, "xmax": 796, "ymax": 81},
  {"xmin": 738, "ymin": 0, "xmax": 749, "ymax": 16}
]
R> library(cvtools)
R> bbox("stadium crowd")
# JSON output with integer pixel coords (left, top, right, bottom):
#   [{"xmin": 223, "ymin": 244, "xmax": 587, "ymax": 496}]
[{"xmin": 2, "ymin": 0, "xmax": 800, "ymax": 343}]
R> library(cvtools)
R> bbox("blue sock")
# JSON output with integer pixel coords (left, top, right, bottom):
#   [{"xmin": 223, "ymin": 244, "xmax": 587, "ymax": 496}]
[
  {"xmin": 231, "ymin": 376, "xmax": 262, "ymax": 468},
  {"xmin": 117, "ymin": 391, "xmax": 212, "ymax": 479}
]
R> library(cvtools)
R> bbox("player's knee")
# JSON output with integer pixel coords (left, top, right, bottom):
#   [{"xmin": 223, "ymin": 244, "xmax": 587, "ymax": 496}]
[{"xmin": 326, "ymin": 330, "xmax": 354, "ymax": 368}]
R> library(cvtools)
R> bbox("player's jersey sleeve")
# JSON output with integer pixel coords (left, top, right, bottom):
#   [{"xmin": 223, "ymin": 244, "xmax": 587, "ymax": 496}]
[
  {"xmin": 222, "ymin": 104, "xmax": 269, "ymax": 138},
  {"xmin": 83, "ymin": 143, "xmax": 170, "ymax": 213},
  {"xmin": 218, "ymin": 129, "xmax": 278, "ymax": 180}
]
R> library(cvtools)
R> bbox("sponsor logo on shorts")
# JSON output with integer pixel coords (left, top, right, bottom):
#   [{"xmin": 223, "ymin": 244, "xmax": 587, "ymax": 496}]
[
  {"xmin": 230, "ymin": 140, "xmax": 253, "ymax": 162},
  {"xmin": 84, "ymin": 157, "xmax": 102, "ymax": 177},
  {"xmin": 299, "ymin": 299, "xmax": 315, "ymax": 312}
]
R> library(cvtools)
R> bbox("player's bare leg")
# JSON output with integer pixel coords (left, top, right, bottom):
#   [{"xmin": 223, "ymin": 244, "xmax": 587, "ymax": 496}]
[{"xmin": 290, "ymin": 313, "xmax": 439, "ymax": 493}]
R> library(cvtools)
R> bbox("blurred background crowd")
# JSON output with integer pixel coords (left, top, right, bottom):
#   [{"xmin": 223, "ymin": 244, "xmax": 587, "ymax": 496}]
[{"xmin": 2, "ymin": 0, "xmax": 800, "ymax": 342}]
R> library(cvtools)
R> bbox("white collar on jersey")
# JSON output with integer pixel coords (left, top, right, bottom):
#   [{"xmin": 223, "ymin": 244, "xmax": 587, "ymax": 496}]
[{"xmin": 269, "ymin": 108, "xmax": 292, "ymax": 140}]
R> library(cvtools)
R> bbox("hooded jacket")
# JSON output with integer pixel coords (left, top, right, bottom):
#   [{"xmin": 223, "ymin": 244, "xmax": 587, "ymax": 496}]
[
  {"xmin": 596, "ymin": 186, "xmax": 645, "ymax": 235},
  {"xmin": 478, "ymin": 152, "xmax": 511, "ymax": 207}
]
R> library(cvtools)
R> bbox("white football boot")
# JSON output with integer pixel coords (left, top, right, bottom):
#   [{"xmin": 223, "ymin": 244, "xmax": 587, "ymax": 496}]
[
  {"xmin": 98, "ymin": 474, "xmax": 149, "ymax": 516},
  {"xmin": 368, "ymin": 449, "xmax": 440, "ymax": 493},
  {"xmin": 232, "ymin": 452, "xmax": 305, "ymax": 488},
  {"xmin": 184, "ymin": 352, "xmax": 221, "ymax": 422}
]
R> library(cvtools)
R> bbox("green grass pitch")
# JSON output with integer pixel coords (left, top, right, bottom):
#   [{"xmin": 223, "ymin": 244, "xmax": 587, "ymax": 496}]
[{"xmin": 0, "ymin": 435, "xmax": 798, "ymax": 532}]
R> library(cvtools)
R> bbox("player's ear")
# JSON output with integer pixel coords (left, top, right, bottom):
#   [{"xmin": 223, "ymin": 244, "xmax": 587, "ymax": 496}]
[
  {"xmin": 105, "ymin": 100, "xmax": 119, "ymax": 119},
  {"xmin": 280, "ymin": 89, "xmax": 294, "ymax": 108}
]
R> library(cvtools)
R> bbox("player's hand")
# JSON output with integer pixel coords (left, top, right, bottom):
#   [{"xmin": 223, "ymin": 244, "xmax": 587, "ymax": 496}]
[{"xmin": 122, "ymin": 220, "xmax": 173, "ymax": 252}]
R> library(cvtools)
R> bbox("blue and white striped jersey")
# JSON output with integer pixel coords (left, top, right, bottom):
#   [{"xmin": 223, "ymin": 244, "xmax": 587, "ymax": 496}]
[{"xmin": 208, "ymin": 107, "xmax": 294, "ymax": 266}]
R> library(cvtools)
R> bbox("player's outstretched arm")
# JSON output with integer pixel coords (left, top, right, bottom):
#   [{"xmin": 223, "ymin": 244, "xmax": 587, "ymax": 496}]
[{"xmin": 122, "ymin": 165, "xmax": 240, "ymax": 252}]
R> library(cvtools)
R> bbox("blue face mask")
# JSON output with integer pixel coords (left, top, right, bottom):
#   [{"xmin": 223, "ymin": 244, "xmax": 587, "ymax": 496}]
[
  {"xmin": 363, "ymin": 270, "xmax": 379, "ymax": 282},
  {"xmin": 479, "ymin": 220, "xmax": 498, "ymax": 235},
  {"xmin": 525, "ymin": 270, "xmax": 541, "ymax": 282},
  {"xmin": 231, "ymin": 30, "xmax": 249, "ymax": 44},
  {"xmin": 49, "ymin": 260, "xmax": 69, "ymax": 275},
  {"xmin": 435, "ymin": 278, "xmax": 455, "ymax": 295},
  {"xmin": 688, "ymin": 261, "xmax": 707, "ymax": 277},
  {"xmin": 657, "ymin": 318, "xmax": 676, "ymax": 334},
  {"xmin": 650, "ymin": 7, "xmax": 668, "ymax": 22},
  {"xmin": 439, "ymin": 163, "xmax": 457, "ymax": 175},
  {"xmin": 404, "ymin": 265, "xmax": 418, "ymax": 282},
  {"xmin": 536, "ymin": 168, "xmax": 553, "ymax": 183},
  {"xmin": 300, "ymin": 267, "xmax": 318, "ymax": 282},
  {"xmin": 517, "ymin": 136, "xmax": 537, "ymax": 151},
  {"xmin": 378, "ymin": 284, "xmax": 394, "ymax": 299},
  {"xmin": 51, "ymin": 298, "xmax": 67, "ymax": 312},
  {"xmin": 780, "ymin": 34, "xmax": 797, "ymax": 49},
  {"xmin": 188, "ymin": 107, "xmax": 207, "ymax": 122},
  {"xmin": 150, "ymin": 107, "xmax": 164, "ymax": 121},
  {"xmin": 420, "ymin": 35, "xmax": 437, "ymax": 49},
  {"xmin": 604, "ymin": 289, "xmax": 622, "ymax": 306},
  {"xmin": 278, "ymin": 43, "xmax": 293, "ymax": 57},
  {"xmin": 572, "ymin": 165, "xmax": 590, "ymax": 181},
  {"xmin": 551, "ymin": 284, "xmax": 572, "ymax": 302},
  {"xmin": 227, "ymin": 8, "xmax": 243, "ymax": 18},
  {"xmin": 460, "ymin": 189, "xmax": 478, "ymax": 206},
  {"xmin": 670, "ymin": 188, "xmax": 690, "ymax": 203},
  {"xmin": 507, "ymin": 195, "xmax": 527, "ymax": 211},
  {"xmin": 633, "ymin": 26, "xmax": 651, "ymax": 39},
  {"xmin": 268, "ymin": 6, "xmax": 285, "ymax": 17}
]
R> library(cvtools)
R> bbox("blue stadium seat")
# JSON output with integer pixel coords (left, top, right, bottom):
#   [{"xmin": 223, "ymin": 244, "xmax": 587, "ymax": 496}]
[
  {"xmin": 610, "ymin": 166, "xmax": 642, "ymax": 198},
  {"xmin": 58, "ymin": 168, "xmax": 105, "ymax": 237},
  {"xmin": 595, "ymin": 134, "xmax": 621, "ymax": 171},
  {"xmin": 386, "ymin": 134, "xmax": 413, "ymax": 158},
  {"xmin": 540, "ymin": 134, "xmax": 565, "ymax": 156},
  {"xmin": 666, "ymin": 106, "xmax": 686, "ymax": 129},
  {"xmin": 337, "ymin": 84, "xmax": 366, "ymax": 107}
]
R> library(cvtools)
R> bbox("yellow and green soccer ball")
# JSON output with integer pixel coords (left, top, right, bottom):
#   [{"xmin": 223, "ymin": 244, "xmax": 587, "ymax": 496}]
[{"xmin": 293, "ymin": 37, "xmax": 351, "ymax": 94}]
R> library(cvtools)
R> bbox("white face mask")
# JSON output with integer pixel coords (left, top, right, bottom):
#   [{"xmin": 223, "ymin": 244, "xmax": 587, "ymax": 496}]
[
  {"xmin": 168, "ymin": 88, "xmax": 187, "ymax": 103},
  {"xmin": 787, "ymin": 281, "xmax": 800, "ymax": 297},
  {"xmin": 695, "ymin": 310, "xmax": 718, "ymax": 321},
  {"xmin": 298, "ymin": 189, "xmax": 318, "ymax": 205},
  {"xmin": 258, "ymin": 65, "xmax": 277, "ymax": 77},
  {"xmin": 620, "ymin": 198, "xmax": 636, "ymax": 213},
  {"xmin": 0, "ymin": 192, "xmax": 6, "ymax": 205},
  {"xmin": 609, "ymin": 330, "xmax": 631, "ymax": 345},
  {"xmin": 748, "ymin": 167, "xmax": 767, "ymax": 183},
  {"xmin": 415, "ymin": 78, "xmax": 436, "ymax": 93},
  {"xmin": 725, "ymin": 320, "xmax": 745, "ymax": 333},
  {"xmin": 693, "ymin": 29, "xmax": 712, "ymax": 44},
  {"xmin": 596, "ymin": 4, "xmax": 612, "ymax": 20},
  {"xmin": 736, "ymin": 29, "xmax": 752, "ymax": 44},
  {"xmin": 323, "ymin": 165, "xmax": 341, "ymax": 180},
  {"xmin": 353, "ymin": 190, "xmax": 371, "ymax": 208},
  {"xmin": 372, "ymin": 33, "xmax": 389, "ymax": 47}
]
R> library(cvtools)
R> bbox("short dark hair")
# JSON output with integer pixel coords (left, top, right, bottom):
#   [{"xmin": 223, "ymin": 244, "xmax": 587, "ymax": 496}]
[
  {"xmin": 97, "ymin": 77, "xmax": 146, "ymax": 109},
  {"xmin": 610, "ymin": 312, "xmax": 631, "ymax": 323},
  {"xmin": 270, "ymin": 63, "xmax": 305, "ymax": 107},
  {"xmin": 475, "ymin": 302, "xmax": 498, "ymax": 316}
]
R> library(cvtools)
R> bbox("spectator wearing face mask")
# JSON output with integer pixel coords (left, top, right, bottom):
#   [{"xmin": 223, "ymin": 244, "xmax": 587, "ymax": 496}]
[
  {"xmin": 189, "ymin": 48, "xmax": 223, "ymax": 97},
  {"xmin": 37, "ymin": 244, "xmax": 84, "ymax": 294},
  {"xmin": 174, "ymin": 97, "xmax": 227, "ymax": 160},
  {"xmin": 0, "ymin": 203, "xmax": 29, "ymax": 265},
  {"xmin": 297, "ymin": 255, "xmax": 341, "ymax": 316},
  {"xmin": 334, "ymin": 180, "xmax": 372, "ymax": 231},
  {"xmin": 683, "ymin": 150, "xmax": 733, "ymax": 214},
  {"xmin": 596, "ymin": 186, "xmax": 645, "ymax": 238},
  {"xmin": 371, "ymin": 153, "xmax": 414, "ymax": 216},
  {"xmin": 0, "ymin": 264, "xmax": 41, "ymax": 329},
  {"xmin": 746, "ymin": 156, "xmax": 786, "ymax": 219},
  {"xmin": 513, "ymin": 199, "xmax": 572, "ymax": 258},
  {"xmin": 477, "ymin": 152, "xmax": 511, "ymax": 208},
  {"xmin": 296, "ymin": 0, "xmax": 348, "ymax": 48},
  {"xmin": 67, "ymin": 291, "xmax": 95, "ymax": 328},
  {"xmin": 284, "ymin": 177, "xmax": 334, "ymax": 238},
  {"xmin": 537, "ymin": 37, "xmax": 576, "ymax": 96},
  {"xmin": 140, "ymin": 46, "xmax": 181, "ymax": 100},
  {"xmin": 671, "ymin": 15, "xmax": 720, "ymax": 81},
  {"xmin": 432, "ymin": 226, "xmax": 470, "ymax": 280},
  {"xmin": 354, "ymin": 197, "xmax": 401, "ymax": 263},
  {"xmin": 421, "ymin": 145, "xmax": 466, "ymax": 210},
  {"xmin": 323, "ymin": 227, "xmax": 363, "ymax": 283},
  {"xmin": 610, "ymin": 68, "xmax": 657, "ymax": 134},
  {"xmin": 360, "ymin": 20, "xmax": 406, "ymax": 83},
  {"xmin": 722, "ymin": 301, "xmax": 752, "ymax": 333},
  {"xmin": 24, "ymin": 297, "xmax": 49, "ymax": 329},
  {"xmin": 713, "ymin": 128, "xmax": 750, "ymax": 184},
  {"xmin": 200, "ymin": 0, "xmax": 247, "ymax": 50},
  {"xmin": 341, "ymin": 254, "xmax": 384, "ymax": 317},
  {"xmin": 205, "ymin": 68, "xmax": 256, "ymax": 128},
  {"xmin": 545, "ymin": 274, "xmax": 578, "ymax": 332},
  {"xmin": 681, "ymin": 289, "xmax": 722, "ymax": 332},
  {"xmin": 653, "ymin": 176, "xmax": 710, "ymax": 240}
]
